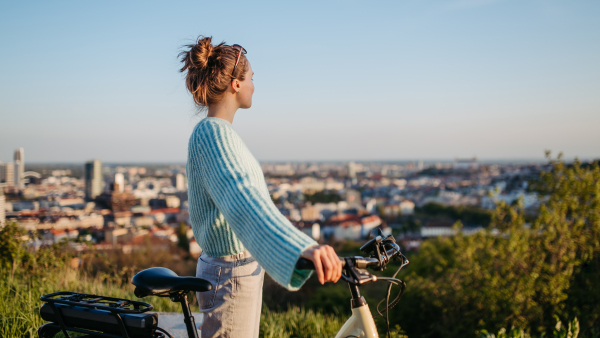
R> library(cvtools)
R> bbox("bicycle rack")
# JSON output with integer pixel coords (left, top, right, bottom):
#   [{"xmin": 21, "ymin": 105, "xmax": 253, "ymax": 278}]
[{"xmin": 39, "ymin": 291, "xmax": 159, "ymax": 338}]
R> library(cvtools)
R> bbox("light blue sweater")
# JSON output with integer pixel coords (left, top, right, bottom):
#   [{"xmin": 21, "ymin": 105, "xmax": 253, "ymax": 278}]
[{"xmin": 187, "ymin": 117, "xmax": 317, "ymax": 291}]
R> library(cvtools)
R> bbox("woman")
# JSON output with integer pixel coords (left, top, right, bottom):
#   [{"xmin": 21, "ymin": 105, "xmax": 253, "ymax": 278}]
[{"xmin": 180, "ymin": 36, "xmax": 343, "ymax": 338}]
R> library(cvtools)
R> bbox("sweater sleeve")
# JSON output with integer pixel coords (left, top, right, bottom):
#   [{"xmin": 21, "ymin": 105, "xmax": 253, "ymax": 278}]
[{"xmin": 191, "ymin": 120, "xmax": 318, "ymax": 291}]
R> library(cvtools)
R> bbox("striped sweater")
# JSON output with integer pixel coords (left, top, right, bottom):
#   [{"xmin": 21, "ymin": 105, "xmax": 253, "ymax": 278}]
[{"xmin": 187, "ymin": 117, "xmax": 318, "ymax": 291}]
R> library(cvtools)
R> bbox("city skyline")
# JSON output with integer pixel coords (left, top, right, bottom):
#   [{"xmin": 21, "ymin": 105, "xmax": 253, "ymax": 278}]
[{"xmin": 1, "ymin": 1, "xmax": 599, "ymax": 162}]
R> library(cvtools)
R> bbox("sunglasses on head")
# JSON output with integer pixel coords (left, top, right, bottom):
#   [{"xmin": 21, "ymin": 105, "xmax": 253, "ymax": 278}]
[{"xmin": 231, "ymin": 44, "xmax": 247, "ymax": 76}]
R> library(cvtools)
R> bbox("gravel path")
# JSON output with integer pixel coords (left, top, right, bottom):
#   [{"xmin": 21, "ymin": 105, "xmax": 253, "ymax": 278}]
[{"xmin": 156, "ymin": 312, "xmax": 203, "ymax": 338}]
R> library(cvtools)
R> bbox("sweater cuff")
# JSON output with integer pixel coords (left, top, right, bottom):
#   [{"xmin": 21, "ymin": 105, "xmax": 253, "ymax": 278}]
[{"xmin": 282, "ymin": 240, "xmax": 319, "ymax": 291}]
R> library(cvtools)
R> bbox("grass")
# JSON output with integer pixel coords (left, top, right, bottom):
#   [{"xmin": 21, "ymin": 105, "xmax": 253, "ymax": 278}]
[
  {"xmin": 260, "ymin": 306, "xmax": 407, "ymax": 338},
  {"xmin": 0, "ymin": 266, "xmax": 181, "ymax": 337}
]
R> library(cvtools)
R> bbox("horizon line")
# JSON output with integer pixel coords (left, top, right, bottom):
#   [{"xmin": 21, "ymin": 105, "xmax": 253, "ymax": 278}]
[{"xmin": 19, "ymin": 156, "xmax": 599, "ymax": 165}]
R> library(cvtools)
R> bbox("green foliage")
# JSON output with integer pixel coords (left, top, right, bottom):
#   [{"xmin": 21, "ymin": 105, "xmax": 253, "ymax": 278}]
[
  {"xmin": 177, "ymin": 222, "xmax": 190, "ymax": 252},
  {"xmin": 479, "ymin": 317, "xmax": 582, "ymax": 338},
  {"xmin": 0, "ymin": 221, "xmax": 29, "ymax": 270},
  {"xmin": 0, "ymin": 222, "xmax": 186, "ymax": 337},
  {"xmin": 79, "ymin": 238, "xmax": 196, "ymax": 287},
  {"xmin": 417, "ymin": 202, "xmax": 492, "ymax": 226},
  {"xmin": 0, "ymin": 222, "xmax": 73, "ymax": 280},
  {"xmin": 394, "ymin": 155, "xmax": 600, "ymax": 337},
  {"xmin": 402, "ymin": 217, "xmax": 422, "ymax": 233},
  {"xmin": 377, "ymin": 204, "xmax": 387, "ymax": 220},
  {"xmin": 304, "ymin": 191, "xmax": 342, "ymax": 204}
]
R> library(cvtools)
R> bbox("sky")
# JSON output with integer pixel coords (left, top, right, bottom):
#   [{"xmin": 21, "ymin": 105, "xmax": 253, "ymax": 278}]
[{"xmin": 1, "ymin": 0, "xmax": 599, "ymax": 163}]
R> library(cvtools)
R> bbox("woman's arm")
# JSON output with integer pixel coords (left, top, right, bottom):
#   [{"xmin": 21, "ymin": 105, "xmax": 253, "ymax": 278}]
[{"xmin": 190, "ymin": 120, "xmax": 323, "ymax": 290}]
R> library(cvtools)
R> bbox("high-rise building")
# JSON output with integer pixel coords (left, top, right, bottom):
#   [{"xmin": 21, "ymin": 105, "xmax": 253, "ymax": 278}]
[
  {"xmin": 85, "ymin": 159, "xmax": 103, "ymax": 201},
  {"xmin": 173, "ymin": 173, "xmax": 185, "ymax": 191},
  {"xmin": 348, "ymin": 161, "xmax": 356, "ymax": 179},
  {"xmin": 14, "ymin": 148, "xmax": 24, "ymax": 188},
  {"xmin": 0, "ymin": 189, "xmax": 5, "ymax": 227},
  {"xmin": 348, "ymin": 161, "xmax": 357, "ymax": 185},
  {"xmin": 1, "ymin": 162, "xmax": 15, "ymax": 186},
  {"xmin": 14, "ymin": 160, "xmax": 22, "ymax": 188},
  {"xmin": 114, "ymin": 173, "xmax": 125, "ymax": 193}
]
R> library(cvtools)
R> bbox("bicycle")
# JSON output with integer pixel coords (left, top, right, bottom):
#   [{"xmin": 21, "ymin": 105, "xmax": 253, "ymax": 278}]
[{"xmin": 37, "ymin": 229, "xmax": 409, "ymax": 338}]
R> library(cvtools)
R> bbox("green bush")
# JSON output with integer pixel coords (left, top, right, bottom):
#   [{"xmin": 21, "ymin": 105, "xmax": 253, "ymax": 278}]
[
  {"xmin": 479, "ymin": 317, "xmax": 589, "ymax": 338},
  {"xmin": 394, "ymin": 156, "xmax": 600, "ymax": 337},
  {"xmin": 417, "ymin": 202, "xmax": 492, "ymax": 226},
  {"xmin": 0, "ymin": 222, "xmax": 184, "ymax": 337}
]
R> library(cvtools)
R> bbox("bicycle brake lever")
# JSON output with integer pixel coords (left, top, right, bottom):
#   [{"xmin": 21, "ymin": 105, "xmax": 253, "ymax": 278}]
[{"xmin": 344, "ymin": 258, "xmax": 377, "ymax": 285}]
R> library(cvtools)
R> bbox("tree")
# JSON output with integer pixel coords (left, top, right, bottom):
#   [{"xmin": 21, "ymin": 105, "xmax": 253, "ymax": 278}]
[
  {"xmin": 394, "ymin": 155, "xmax": 600, "ymax": 337},
  {"xmin": 177, "ymin": 222, "xmax": 190, "ymax": 253}
]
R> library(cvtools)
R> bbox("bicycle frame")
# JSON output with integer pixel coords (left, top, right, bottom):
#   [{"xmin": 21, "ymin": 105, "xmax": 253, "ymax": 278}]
[
  {"xmin": 336, "ymin": 303, "xmax": 378, "ymax": 338},
  {"xmin": 336, "ymin": 282, "xmax": 379, "ymax": 338}
]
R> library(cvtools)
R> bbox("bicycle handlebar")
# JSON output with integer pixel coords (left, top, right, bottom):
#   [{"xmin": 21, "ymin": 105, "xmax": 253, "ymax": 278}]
[
  {"xmin": 295, "ymin": 257, "xmax": 344, "ymax": 270},
  {"xmin": 295, "ymin": 242, "xmax": 401, "ymax": 271}
]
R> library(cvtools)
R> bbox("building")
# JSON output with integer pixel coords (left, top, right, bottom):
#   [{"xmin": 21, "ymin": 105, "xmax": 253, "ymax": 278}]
[
  {"xmin": 300, "ymin": 204, "xmax": 320, "ymax": 221},
  {"xmin": 1, "ymin": 162, "xmax": 15, "ymax": 186},
  {"xmin": 299, "ymin": 177, "xmax": 325, "ymax": 193},
  {"xmin": 321, "ymin": 214, "xmax": 382, "ymax": 241},
  {"xmin": 348, "ymin": 161, "xmax": 357, "ymax": 185},
  {"xmin": 421, "ymin": 221, "xmax": 457, "ymax": 238},
  {"xmin": 0, "ymin": 189, "xmax": 5, "ymax": 227},
  {"xmin": 348, "ymin": 161, "xmax": 356, "ymax": 179},
  {"xmin": 333, "ymin": 220, "xmax": 363, "ymax": 240},
  {"xmin": 454, "ymin": 157, "xmax": 478, "ymax": 171},
  {"xmin": 399, "ymin": 200, "xmax": 415, "ymax": 215},
  {"xmin": 344, "ymin": 189, "xmax": 362, "ymax": 208},
  {"xmin": 294, "ymin": 221, "xmax": 320, "ymax": 241},
  {"xmin": 85, "ymin": 159, "xmax": 103, "ymax": 201},
  {"xmin": 173, "ymin": 173, "xmax": 185, "ymax": 191},
  {"xmin": 43, "ymin": 229, "xmax": 67, "ymax": 244},
  {"xmin": 149, "ymin": 195, "xmax": 181, "ymax": 209},
  {"xmin": 114, "ymin": 173, "xmax": 125, "ymax": 193},
  {"xmin": 359, "ymin": 214, "xmax": 382, "ymax": 237},
  {"xmin": 14, "ymin": 148, "xmax": 24, "ymax": 188}
]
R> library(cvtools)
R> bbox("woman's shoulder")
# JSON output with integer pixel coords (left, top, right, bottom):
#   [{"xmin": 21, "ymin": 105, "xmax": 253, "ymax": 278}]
[
  {"xmin": 193, "ymin": 117, "xmax": 236, "ymax": 137},
  {"xmin": 190, "ymin": 117, "xmax": 242, "ymax": 149}
]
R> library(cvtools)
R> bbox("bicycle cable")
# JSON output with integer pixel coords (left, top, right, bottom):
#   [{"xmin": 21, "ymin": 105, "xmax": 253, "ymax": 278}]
[{"xmin": 373, "ymin": 257, "xmax": 408, "ymax": 338}]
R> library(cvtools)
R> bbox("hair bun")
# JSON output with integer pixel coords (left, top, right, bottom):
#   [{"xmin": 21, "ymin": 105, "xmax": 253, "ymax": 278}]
[{"xmin": 192, "ymin": 36, "xmax": 214, "ymax": 69}]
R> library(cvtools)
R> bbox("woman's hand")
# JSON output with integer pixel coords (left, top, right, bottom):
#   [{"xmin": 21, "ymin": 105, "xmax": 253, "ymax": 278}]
[{"xmin": 301, "ymin": 245, "xmax": 343, "ymax": 284}]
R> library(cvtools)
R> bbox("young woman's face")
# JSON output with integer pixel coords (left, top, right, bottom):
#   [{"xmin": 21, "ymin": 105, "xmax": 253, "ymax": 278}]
[{"xmin": 237, "ymin": 61, "xmax": 254, "ymax": 109}]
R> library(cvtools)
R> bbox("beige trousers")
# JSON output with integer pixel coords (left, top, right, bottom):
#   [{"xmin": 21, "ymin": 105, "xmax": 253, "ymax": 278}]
[{"xmin": 196, "ymin": 250, "xmax": 265, "ymax": 338}]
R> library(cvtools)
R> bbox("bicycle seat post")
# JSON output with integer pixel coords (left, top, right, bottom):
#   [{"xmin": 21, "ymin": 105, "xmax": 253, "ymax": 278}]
[{"xmin": 170, "ymin": 291, "xmax": 199, "ymax": 338}]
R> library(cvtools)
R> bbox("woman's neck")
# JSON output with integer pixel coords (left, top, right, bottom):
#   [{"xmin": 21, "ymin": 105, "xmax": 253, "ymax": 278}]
[{"xmin": 207, "ymin": 96, "xmax": 238, "ymax": 124}]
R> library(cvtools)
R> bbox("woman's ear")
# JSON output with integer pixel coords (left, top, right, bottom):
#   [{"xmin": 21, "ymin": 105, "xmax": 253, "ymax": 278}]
[{"xmin": 231, "ymin": 79, "xmax": 241, "ymax": 93}]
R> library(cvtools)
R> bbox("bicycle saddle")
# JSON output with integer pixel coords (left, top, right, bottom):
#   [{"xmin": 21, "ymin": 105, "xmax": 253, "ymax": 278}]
[{"xmin": 132, "ymin": 267, "xmax": 213, "ymax": 298}]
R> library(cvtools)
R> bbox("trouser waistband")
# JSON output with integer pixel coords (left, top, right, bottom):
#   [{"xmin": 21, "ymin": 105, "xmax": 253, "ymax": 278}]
[{"xmin": 200, "ymin": 250, "xmax": 252, "ymax": 263}]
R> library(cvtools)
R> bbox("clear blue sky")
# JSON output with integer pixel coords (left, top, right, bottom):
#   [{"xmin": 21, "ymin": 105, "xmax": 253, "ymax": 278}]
[{"xmin": 1, "ymin": 0, "xmax": 599, "ymax": 163}]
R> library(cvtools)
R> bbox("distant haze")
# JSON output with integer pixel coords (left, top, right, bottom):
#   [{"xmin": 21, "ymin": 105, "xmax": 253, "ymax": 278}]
[{"xmin": 1, "ymin": 1, "xmax": 599, "ymax": 163}]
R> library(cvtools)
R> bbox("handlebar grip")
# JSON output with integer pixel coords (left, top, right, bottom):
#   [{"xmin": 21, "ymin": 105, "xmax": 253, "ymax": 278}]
[
  {"xmin": 296, "ymin": 257, "xmax": 346, "ymax": 270},
  {"xmin": 296, "ymin": 258, "xmax": 315, "ymax": 270}
]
